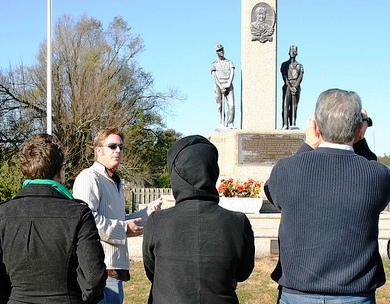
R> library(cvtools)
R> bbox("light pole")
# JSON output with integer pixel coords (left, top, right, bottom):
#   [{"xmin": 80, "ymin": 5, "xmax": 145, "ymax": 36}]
[{"xmin": 46, "ymin": 0, "xmax": 52, "ymax": 135}]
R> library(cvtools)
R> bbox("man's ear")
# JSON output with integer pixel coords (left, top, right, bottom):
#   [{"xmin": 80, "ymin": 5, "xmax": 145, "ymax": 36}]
[
  {"xmin": 313, "ymin": 119, "xmax": 321, "ymax": 138},
  {"xmin": 305, "ymin": 113, "xmax": 321, "ymax": 149}
]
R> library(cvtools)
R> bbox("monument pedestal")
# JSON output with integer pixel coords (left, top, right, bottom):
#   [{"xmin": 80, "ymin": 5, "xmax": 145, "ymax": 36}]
[{"xmin": 209, "ymin": 129, "xmax": 305, "ymax": 189}]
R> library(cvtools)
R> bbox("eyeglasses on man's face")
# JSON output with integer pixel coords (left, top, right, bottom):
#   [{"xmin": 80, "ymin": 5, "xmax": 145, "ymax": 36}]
[{"xmin": 102, "ymin": 143, "xmax": 125, "ymax": 150}]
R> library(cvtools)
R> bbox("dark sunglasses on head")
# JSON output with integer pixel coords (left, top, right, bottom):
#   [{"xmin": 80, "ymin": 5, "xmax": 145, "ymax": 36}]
[{"xmin": 102, "ymin": 143, "xmax": 125, "ymax": 150}]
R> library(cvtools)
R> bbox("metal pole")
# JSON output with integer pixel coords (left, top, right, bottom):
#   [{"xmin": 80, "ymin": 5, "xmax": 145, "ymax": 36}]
[{"xmin": 46, "ymin": 0, "xmax": 52, "ymax": 135}]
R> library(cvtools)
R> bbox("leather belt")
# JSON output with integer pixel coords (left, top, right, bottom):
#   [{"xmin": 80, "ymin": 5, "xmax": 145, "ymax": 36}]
[{"xmin": 107, "ymin": 269, "xmax": 130, "ymax": 281}]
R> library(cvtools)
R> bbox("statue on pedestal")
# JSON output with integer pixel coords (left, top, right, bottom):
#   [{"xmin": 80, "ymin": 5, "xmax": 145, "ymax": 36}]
[
  {"xmin": 280, "ymin": 45, "xmax": 304, "ymax": 130},
  {"xmin": 211, "ymin": 43, "xmax": 235, "ymax": 129}
]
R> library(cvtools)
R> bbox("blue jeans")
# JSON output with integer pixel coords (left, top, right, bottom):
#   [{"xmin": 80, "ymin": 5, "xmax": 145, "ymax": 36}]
[
  {"xmin": 98, "ymin": 276, "xmax": 124, "ymax": 304},
  {"xmin": 278, "ymin": 290, "xmax": 376, "ymax": 304}
]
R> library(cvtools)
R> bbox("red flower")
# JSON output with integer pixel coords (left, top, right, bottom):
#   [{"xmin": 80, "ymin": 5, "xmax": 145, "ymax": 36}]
[{"xmin": 217, "ymin": 178, "xmax": 262, "ymax": 198}]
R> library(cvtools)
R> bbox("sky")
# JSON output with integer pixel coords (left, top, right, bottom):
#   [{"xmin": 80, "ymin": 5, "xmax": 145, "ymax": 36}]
[{"xmin": 1, "ymin": 0, "xmax": 389, "ymax": 156}]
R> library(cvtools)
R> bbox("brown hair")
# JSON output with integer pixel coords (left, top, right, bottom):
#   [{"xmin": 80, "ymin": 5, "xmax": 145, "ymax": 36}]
[
  {"xmin": 93, "ymin": 127, "xmax": 124, "ymax": 160},
  {"xmin": 19, "ymin": 134, "xmax": 65, "ymax": 179}
]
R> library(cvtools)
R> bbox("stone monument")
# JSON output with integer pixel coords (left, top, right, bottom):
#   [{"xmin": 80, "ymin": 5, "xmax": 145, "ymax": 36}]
[{"xmin": 209, "ymin": 0, "xmax": 305, "ymax": 189}]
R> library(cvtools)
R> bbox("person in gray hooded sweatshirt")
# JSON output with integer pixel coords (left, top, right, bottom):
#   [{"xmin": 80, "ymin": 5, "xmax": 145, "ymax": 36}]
[{"xmin": 142, "ymin": 135, "xmax": 255, "ymax": 304}]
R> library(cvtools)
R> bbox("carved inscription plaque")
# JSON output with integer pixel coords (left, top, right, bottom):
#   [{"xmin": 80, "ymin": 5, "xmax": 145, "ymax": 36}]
[{"xmin": 238, "ymin": 133, "xmax": 305, "ymax": 165}]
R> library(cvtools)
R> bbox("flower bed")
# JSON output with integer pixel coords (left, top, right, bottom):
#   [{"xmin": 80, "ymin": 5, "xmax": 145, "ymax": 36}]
[
  {"xmin": 217, "ymin": 178, "xmax": 263, "ymax": 213},
  {"xmin": 217, "ymin": 178, "xmax": 262, "ymax": 198}
]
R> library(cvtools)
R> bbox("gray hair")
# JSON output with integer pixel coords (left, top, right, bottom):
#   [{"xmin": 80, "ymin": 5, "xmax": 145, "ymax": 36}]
[{"xmin": 315, "ymin": 89, "xmax": 362, "ymax": 144}]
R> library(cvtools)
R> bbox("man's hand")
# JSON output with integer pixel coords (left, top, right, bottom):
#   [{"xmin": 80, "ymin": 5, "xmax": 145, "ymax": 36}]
[
  {"xmin": 126, "ymin": 218, "xmax": 143, "ymax": 237},
  {"xmin": 147, "ymin": 197, "xmax": 163, "ymax": 216},
  {"xmin": 291, "ymin": 86, "xmax": 297, "ymax": 94},
  {"xmin": 355, "ymin": 108, "xmax": 370, "ymax": 142}
]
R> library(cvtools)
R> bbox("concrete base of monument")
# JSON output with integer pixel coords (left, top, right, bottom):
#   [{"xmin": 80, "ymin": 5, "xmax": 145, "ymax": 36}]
[
  {"xmin": 127, "ymin": 211, "xmax": 390, "ymax": 259},
  {"xmin": 215, "ymin": 125, "xmax": 237, "ymax": 132},
  {"xmin": 208, "ymin": 129, "xmax": 306, "ymax": 189}
]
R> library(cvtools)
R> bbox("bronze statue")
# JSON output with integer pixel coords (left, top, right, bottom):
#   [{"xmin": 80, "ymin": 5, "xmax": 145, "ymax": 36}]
[
  {"xmin": 211, "ymin": 43, "xmax": 235, "ymax": 129},
  {"xmin": 280, "ymin": 45, "xmax": 304, "ymax": 130}
]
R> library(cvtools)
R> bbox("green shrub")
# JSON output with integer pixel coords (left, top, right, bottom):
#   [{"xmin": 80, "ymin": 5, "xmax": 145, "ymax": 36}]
[{"xmin": 0, "ymin": 157, "xmax": 23, "ymax": 201}]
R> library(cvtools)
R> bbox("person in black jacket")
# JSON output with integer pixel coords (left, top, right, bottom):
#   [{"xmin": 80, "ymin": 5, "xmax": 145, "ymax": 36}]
[
  {"xmin": 143, "ymin": 135, "xmax": 255, "ymax": 304},
  {"xmin": 0, "ymin": 134, "xmax": 107, "ymax": 303}
]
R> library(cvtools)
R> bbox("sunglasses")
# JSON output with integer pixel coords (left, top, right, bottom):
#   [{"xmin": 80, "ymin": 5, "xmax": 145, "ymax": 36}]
[
  {"xmin": 362, "ymin": 116, "xmax": 373, "ymax": 127},
  {"xmin": 102, "ymin": 143, "xmax": 125, "ymax": 150}
]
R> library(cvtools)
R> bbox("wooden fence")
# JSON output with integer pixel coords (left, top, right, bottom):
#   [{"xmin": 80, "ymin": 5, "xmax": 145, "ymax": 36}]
[{"xmin": 127, "ymin": 188, "xmax": 172, "ymax": 212}]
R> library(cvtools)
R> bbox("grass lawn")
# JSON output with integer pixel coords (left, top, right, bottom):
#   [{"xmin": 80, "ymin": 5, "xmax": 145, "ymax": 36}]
[{"xmin": 124, "ymin": 257, "xmax": 390, "ymax": 303}]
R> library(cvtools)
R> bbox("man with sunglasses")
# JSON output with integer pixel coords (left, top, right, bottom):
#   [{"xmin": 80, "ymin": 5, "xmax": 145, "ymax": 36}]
[{"xmin": 73, "ymin": 127, "xmax": 162, "ymax": 304}]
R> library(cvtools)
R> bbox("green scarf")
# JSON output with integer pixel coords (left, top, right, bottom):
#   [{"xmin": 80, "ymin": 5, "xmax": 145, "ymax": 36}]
[{"xmin": 23, "ymin": 179, "xmax": 74, "ymax": 200}]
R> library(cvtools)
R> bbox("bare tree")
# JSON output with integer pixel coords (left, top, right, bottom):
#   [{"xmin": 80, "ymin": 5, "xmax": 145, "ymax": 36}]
[
  {"xmin": 0, "ymin": 64, "xmax": 45, "ymax": 152},
  {"xmin": 0, "ymin": 14, "xmax": 178, "ymax": 187}
]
